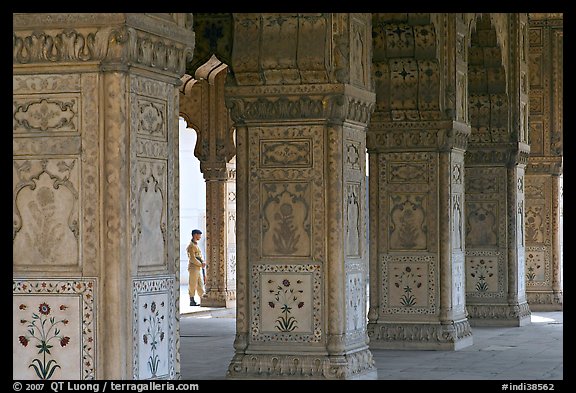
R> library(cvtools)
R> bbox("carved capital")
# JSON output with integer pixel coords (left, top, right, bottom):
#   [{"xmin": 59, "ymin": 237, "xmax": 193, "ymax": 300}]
[
  {"xmin": 366, "ymin": 119, "xmax": 469, "ymax": 152},
  {"xmin": 226, "ymin": 83, "xmax": 375, "ymax": 124},
  {"xmin": 200, "ymin": 162, "xmax": 228, "ymax": 181},
  {"xmin": 526, "ymin": 156, "xmax": 563, "ymax": 175},
  {"xmin": 465, "ymin": 142, "xmax": 530, "ymax": 166}
]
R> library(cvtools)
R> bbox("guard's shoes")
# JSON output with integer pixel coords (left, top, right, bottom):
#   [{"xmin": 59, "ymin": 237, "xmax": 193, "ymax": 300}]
[{"xmin": 190, "ymin": 298, "xmax": 198, "ymax": 306}]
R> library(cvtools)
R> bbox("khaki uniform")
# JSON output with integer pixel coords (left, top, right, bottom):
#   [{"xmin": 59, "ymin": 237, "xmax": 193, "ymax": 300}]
[{"xmin": 187, "ymin": 241, "xmax": 205, "ymax": 299}]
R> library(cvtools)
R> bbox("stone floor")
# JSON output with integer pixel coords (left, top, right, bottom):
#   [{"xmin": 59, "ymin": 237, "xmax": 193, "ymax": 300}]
[{"xmin": 178, "ymin": 286, "xmax": 563, "ymax": 384}]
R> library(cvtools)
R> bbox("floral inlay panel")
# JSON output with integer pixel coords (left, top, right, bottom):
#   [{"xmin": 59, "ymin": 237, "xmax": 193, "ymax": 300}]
[
  {"xmin": 380, "ymin": 255, "xmax": 436, "ymax": 314},
  {"xmin": 13, "ymin": 278, "xmax": 96, "ymax": 380},
  {"xmin": 252, "ymin": 264, "xmax": 321, "ymax": 343},
  {"xmin": 465, "ymin": 251, "xmax": 505, "ymax": 299},
  {"xmin": 132, "ymin": 277, "xmax": 175, "ymax": 380},
  {"xmin": 526, "ymin": 247, "xmax": 550, "ymax": 287},
  {"xmin": 346, "ymin": 271, "xmax": 365, "ymax": 333}
]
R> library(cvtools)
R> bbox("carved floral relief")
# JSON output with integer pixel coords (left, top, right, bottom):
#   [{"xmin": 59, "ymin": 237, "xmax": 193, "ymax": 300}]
[
  {"xmin": 13, "ymin": 95, "xmax": 79, "ymax": 133},
  {"xmin": 13, "ymin": 159, "xmax": 79, "ymax": 268},
  {"xmin": 261, "ymin": 182, "xmax": 311, "ymax": 257},
  {"xmin": 389, "ymin": 194, "xmax": 427, "ymax": 250},
  {"xmin": 465, "ymin": 202, "xmax": 498, "ymax": 247}
]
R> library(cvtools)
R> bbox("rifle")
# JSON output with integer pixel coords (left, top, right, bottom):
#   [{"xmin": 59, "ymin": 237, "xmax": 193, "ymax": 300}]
[{"xmin": 196, "ymin": 256, "xmax": 206, "ymax": 283}]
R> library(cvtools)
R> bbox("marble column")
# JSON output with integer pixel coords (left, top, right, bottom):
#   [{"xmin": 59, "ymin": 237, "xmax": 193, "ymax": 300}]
[
  {"xmin": 225, "ymin": 13, "xmax": 377, "ymax": 379},
  {"xmin": 367, "ymin": 13, "xmax": 473, "ymax": 350},
  {"xmin": 525, "ymin": 14, "xmax": 563, "ymax": 311},
  {"xmin": 464, "ymin": 13, "xmax": 531, "ymax": 326},
  {"xmin": 13, "ymin": 13, "xmax": 194, "ymax": 380}
]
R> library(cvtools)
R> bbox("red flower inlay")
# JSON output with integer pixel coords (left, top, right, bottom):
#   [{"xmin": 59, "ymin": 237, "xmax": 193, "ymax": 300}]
[
  {"xmin": 60, "ymin": 337, "xmax": 70, "ymax": 347},
  {"xmin": 18, "ymin": 336, "xmax": 29, "ymax": 347},
  {"xmin": 38, "ymin": 303, "xmax": 51, "ymax": 315},
  {"xmin": 19, "ymin": 304, "xmax": 27, "ymax": 310}
]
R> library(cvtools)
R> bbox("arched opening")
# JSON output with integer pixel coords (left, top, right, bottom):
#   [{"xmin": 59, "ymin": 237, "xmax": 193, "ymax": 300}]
[{"xmin": 178, "ymin": 117, "xmax": 207, "ymax": 312}]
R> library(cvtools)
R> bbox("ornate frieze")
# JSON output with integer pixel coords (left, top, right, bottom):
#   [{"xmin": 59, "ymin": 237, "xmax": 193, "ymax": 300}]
[{"xmin": 13, "ymin": 14, "xmax": 194, "ymax": 76}]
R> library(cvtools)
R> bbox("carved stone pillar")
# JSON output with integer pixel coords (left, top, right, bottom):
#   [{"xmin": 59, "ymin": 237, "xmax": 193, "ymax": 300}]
[
  {"xmin": 200, "ymin": 161, "xmax": 237, "ymax": 308},
  {"xmin": 13, "ymin": 13, "xmax": 194, "ymax": 380},
  {"xmin": 367, "ymin": 13, "xmax": 473, "ymax": 350},
  {"xmin": 226, "ymin": 13, "xmax": 377, "ymax": 379},
  {"xmin": 464, "ymin": 13, "xmax": 531, "ymax": 326},
  {"xmin": 525, "ymin": 14, "xmax": 563, "ymax": 310}
]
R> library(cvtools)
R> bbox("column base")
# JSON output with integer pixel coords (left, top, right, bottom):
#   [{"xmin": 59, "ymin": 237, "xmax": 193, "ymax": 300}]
[
  {"xmin": 367, "ymin": 318, "xmax": 473, "ymax": 350},
  {"xmin": 467, "ymin": 302, "xmax": 532, "ymax": 326},
  {"xmin": 226, "ymin": 348, "xmax": 377, "ymax": 380},
  {"xmin": 200, "ymin": 290, "xmax": 236, "ymax": 308},
  {"xmin": 527, "ymin": 291, "xmax": 563, "ymax": 311}
]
